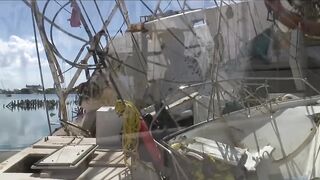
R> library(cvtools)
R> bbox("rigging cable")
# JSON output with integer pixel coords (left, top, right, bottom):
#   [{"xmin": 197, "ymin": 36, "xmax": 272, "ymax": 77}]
[
  {"xmin": 94, "ymin": 0, "xmax": 131, "ymax": 103},
  {"xmin": 163, "ymin": 0, "xmax": 173, "ymax": 12},
  {"xmin": 176, "ymin": 0, "xmax": 198, "ymax": 37},
  {"xmin": 150, "ymin": 0, "xmax": 257, "ymax": 97},
  {"xmin": 31, "ymin": 0, "xmax": 71, "ymax": 135},
  {"xmin": 35, "ymin": 0, "xmax": 262, "ymax": 106},
  {"xmin": 93, "ymin": 0, "xmax": 128, "ymax": 73},
  {"xmin": 82, "ymin": 0, "xmax": 123, "ymax": 73},
  {"xmin": 96, "ymin": 0, "xmax": 200, "ymax": 77},
  {"xmin": 22, "ymin": 0, "xmax": 87, "ymax": 43},
  {"xmin": 47, "ymin": 1, "xmax": 92, "ymax": 69},
  {"xmin": 138, "ymin": 0, "xmax": 187, "ymax": 47},
  {"xmin": 98, "ymin": 1, "xmax": 214, "ymax": 123},
  {"xmin": 31, "ymin": 6, "xmax": 52, "ymax": 135},
  {"xmin": 77, "ymin": 0, "xmax": 100, "ymax": 82},
  {"xmin": 53, "ymin": 0, "xmax": 71, "ymax": 14},
  {"xmin": 45, "ymin": 0, "xmax": 126, "ymax": 74},
  {"xmin": 93, "ymin": 0, "xmax": 110, "ymax": 43},
  {"xmin": 48, "ymin": 1, "xmax": 144, "ymax": 77},
  {"xmin": 115, "ymin": 0, "xmax": 148, "ymax": 73},
  {"xmin": 82, "ymin": 0, "xmax": 126, "ymax": 102},
  {"xmin": 40, "ymin": 0, "xmax": 64, "ymax": 83},
  {"xmin": 139, "ymin": 0, "xmax": 154, "ymax": 14},
  {"xmin": 206, "ymin": 0, "xmax": 224, "ymax": 121},
  {"xmin": 211, "ymin": 0, "xmax": 301, "ymax": 67},
  {"xmin": 153, "ymin": 0, "xmax": 163, "ymax": 16},
  {"xmin": 44, "ymin": 0, "xmax": 97, "ymax": 70},
  {"xmin": 137, "ymin": 0, "xmax": 210, "ymax": 92},
  {"xmin": 138, "ymin": 0, "xmax": 214, "ymax": 113},
  {"xmin": 78, "ymin": 0, "xmax": 97, "ymax": 35}
]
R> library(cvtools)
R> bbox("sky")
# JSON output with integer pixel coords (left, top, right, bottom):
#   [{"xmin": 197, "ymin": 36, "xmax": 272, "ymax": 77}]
[
  {"xmin": 0, "ymin": 0, "xmax": 212, "ymax": 90},
  {"xmin": 0, "ymin": 1, "xmax": 44, "ymax": 89}
]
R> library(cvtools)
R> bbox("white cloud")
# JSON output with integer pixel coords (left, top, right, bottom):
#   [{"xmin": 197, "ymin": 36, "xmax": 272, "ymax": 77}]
[
  {"xmin": 0, "ymin": 35, "xmax": 45, "ymax": 68},
  {"xmin": 0, "ymin": 35, "xmax": 88, "ymax": 89},
  {"xmin": 0, "ymin": 35, "xmax": 52, "ymax": 89}
]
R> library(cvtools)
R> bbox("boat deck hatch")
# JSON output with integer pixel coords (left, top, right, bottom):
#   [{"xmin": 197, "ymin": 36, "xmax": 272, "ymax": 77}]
[
  {"xmin": 5, "ymin": 154, "xmax": 46, "ymax": 173},
  {"xmin": 31, "ymin": 144, "xmax": 97, "ymax": 169}
]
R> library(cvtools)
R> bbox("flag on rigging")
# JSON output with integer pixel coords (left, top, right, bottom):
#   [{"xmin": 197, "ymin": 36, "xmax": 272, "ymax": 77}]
[{"xmin": 68, "ymin": 0, "xmax": 81, "ymax": 27}]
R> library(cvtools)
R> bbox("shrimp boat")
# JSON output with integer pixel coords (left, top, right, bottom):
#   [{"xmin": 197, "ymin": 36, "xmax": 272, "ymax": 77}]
[{"xmin": 1, "ymin": 0, "xmax": 320, "ymax": 179}]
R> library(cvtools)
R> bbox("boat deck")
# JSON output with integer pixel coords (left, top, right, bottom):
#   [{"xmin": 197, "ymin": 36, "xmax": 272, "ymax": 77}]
[{"xmin": 0, "ymin": 136, "xmax": 134, "ymax": 179}]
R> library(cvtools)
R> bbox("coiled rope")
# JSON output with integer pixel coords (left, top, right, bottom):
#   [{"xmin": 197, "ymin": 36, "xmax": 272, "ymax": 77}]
[{"xmin": 115, "ymin": 100, "xmax": 141, "ymax": 166}]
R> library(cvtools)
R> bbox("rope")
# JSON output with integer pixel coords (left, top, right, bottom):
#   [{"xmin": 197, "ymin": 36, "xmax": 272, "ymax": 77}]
[
  {"xmin": 115, "ymin": 100, "xmax": 141, "ymax": 166},
  {"xmin": 31, "ymin": 6, "xmax": 52, "ymax": 135}
]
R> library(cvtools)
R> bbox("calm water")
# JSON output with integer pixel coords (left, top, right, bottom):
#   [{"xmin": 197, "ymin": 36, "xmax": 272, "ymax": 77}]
[{"xmin": 0, "ymin": 94, "xmax": 77, "ymax": 150}]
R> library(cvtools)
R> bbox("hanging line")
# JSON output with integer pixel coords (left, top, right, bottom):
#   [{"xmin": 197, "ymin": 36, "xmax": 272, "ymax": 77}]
[{"xmin": 31, "ymin": 6, "xmax": 52, "ymax": 135}]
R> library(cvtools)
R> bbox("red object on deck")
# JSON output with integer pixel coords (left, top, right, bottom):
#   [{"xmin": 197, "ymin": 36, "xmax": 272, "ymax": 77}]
[{"xmin": 139, "ymin": 119, "xmax": 164, "ymax": 166}]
